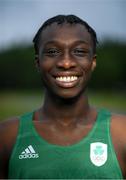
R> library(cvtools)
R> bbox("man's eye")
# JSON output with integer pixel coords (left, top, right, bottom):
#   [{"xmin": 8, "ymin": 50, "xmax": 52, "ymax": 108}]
[
  {"xmin": 44, "ymin": 48, "xmax": 60, "ymax": 56},
  {"xmin": 73, "ymin": 49, "xmax": 86, "ymax": 56}
]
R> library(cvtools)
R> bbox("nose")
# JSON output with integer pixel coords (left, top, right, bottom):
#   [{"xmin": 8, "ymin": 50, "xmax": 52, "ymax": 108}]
[{"xmin": 56, "ymin": 52, "xmax": 77, "ymax": 69}]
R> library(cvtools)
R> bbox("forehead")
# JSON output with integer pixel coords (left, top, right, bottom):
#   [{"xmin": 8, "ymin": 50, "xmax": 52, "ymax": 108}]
[{"xmin": 39, "ymin": 23, "xmax": 93, "ymax": 46}]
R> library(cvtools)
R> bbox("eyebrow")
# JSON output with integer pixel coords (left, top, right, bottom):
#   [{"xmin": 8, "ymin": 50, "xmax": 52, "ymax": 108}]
[{"xmin": 43, "ymin": 40, "xmax": 89, "ymax": 46}]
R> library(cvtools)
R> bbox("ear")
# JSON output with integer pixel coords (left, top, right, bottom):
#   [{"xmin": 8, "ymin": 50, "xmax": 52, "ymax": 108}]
[
  {"xmin": 91, "ymin": 54, "xmax": 97, "ymax": 72},
  {"xmin": 35, "ymin": 54, "xmax": 40, "ymax": 72}
]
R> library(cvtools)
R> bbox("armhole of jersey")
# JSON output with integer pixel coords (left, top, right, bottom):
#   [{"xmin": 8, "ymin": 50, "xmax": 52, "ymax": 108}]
[
  {"xmin": 107, "ymin": 113, "xmax": 123, "ymax": 179},
  {"xmin": 8, "ymin": 115, "xmax": 22, "ymax": 176},
  {"xmin": 8, "ymin": 112, "xmax": 34, "ymax": 172}
]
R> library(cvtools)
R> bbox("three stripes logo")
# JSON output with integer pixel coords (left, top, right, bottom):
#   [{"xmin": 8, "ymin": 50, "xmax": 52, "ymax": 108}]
[{"xmin": 19, "ymin": 145, "xmax": 39, "ymax": 159}]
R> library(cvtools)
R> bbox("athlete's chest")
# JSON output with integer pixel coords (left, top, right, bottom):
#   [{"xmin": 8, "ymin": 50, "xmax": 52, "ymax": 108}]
[
  {"xmin": 34, "ymin": 121, "xmax": 93, "ymax": 146},
  {"xmin": 9, "ymin": 127, "xmax": 123, "ymax": 179}
]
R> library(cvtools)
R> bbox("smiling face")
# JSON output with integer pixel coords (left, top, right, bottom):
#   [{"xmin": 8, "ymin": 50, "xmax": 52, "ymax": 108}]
[{"xmin": 36, "ymin": 23, "xmax": 96, "ymax": 99}]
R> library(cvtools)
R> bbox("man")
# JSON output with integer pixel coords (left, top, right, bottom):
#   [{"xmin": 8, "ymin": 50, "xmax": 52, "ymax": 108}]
[{"xmin": 0, "ymin": 15, "xmax": 126, "ymax": 179}]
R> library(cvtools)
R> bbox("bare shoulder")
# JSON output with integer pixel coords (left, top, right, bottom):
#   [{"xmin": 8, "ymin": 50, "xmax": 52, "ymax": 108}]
[
  {"xmin": 0, "ymin": 116, "xmax": 19, "ymax": 149},
  {"xmin": 0, "ymin": 117, "xmax": 19, "ymax": 138},
  {"xmin": 111, "ymin": 113, "xmax": 126, "ymax": 177},
  {"xmin": 112, "ymin": 112, "xmax": 126, "ymax": 120},
  {"xmin": 111, "ymin": 113, "xmax": 126, "ymax": 128},
  {"xmin": 111, "ymin": 112, "xmax": 126, "ymax": 142},
  {"xmin": 0, "ymin": 117, "xmax": 19, "ymax": 178}
]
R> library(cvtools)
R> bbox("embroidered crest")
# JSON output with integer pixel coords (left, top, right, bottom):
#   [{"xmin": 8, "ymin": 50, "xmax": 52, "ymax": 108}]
[{"xmin": 90, "ymin": 142, "xmax": 107, "ymax": 166}]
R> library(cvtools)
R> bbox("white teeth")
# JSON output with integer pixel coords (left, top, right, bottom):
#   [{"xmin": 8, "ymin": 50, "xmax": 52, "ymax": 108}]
[{"xmin": 56, "ymin": 76, "xmax": 78, "ymax": 82}]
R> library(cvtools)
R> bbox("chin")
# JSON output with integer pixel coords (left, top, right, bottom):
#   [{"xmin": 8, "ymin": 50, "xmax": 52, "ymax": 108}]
[
  {"xmin": 43, "ymin": 78, "xmax": 88, "ymax": 100},
  {"xmin": 47, "ymin": 88, "xmax": 85, "ymax": 102}
]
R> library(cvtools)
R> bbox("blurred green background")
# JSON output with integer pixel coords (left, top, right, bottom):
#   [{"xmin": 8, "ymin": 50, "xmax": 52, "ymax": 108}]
[{"xmin": 0, "ymin": 40, "xmax": 126, "ymax": 120}]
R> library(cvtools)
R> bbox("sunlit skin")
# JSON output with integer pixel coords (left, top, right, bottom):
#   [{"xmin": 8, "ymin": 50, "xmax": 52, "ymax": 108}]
[{"xmin": 0, "ymin": 23, "xmax": 126, "ymax": 178}]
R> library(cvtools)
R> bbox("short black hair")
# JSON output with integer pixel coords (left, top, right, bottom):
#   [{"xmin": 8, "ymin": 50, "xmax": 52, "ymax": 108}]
[{"xmin": 33, "ymin": 14, "xmax": 98, "ymax": 54}]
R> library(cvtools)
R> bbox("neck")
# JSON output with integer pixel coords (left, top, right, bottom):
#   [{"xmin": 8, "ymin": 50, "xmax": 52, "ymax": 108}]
[{"xmin": 39, "ymin": 91, "xmax": 92, "ymax": 127}]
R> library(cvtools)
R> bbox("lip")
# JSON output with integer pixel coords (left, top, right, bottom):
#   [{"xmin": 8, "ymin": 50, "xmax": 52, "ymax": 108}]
[{"xmin": 52, "ymin": 71, "xmax": 81, "ymax": 77}]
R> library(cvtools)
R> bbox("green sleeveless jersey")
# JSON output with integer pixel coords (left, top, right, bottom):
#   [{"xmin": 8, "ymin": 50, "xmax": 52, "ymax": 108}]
[{"xmin": 8, "ymin": 109, "xmax": 123, "ymax": 179}]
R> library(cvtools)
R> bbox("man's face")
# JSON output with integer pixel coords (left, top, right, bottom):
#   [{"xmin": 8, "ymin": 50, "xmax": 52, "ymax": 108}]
[{"xmin": 36, "ymin": 23, "xmax": 96, "ymax": 99}]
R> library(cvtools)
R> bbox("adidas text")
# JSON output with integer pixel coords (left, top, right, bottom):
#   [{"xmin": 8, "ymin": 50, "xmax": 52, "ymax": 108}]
[{"xmin": 19, "ymin": 153, "xmax": 39, "ymax": 159}]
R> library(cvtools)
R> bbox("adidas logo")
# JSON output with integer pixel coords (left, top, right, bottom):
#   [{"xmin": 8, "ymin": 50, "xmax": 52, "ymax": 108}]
[{"xmin": 19, "ymin": 145, "xmax": 39, "ymax": 159}]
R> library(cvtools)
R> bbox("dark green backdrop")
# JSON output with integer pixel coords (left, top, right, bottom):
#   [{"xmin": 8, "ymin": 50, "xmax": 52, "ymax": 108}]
[{"xmin": 0, "ymin": 41, "xmax": 126, "ymax": 90}]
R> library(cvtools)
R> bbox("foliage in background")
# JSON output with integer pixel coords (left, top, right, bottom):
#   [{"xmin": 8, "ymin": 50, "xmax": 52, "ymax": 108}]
[
  {"xmin": 0, "ymin": 41, "xmax": 126, "ymax": 90},
  {"xmin": 0, "ymin": 45, "xmax": 40, "ymax": 89},
  {"xmin": 91, "ymin": 41, "xmax": 126, "ymax": 90}
]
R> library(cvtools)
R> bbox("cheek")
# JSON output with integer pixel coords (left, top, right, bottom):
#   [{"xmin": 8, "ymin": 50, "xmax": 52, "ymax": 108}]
[
  {"xmin": 81, "ymin": 61, "xmax": 93, "ymax": 74},
  {"xmin": 39, "ymin": 60, "xmax": 53, "ymax": 73},
  {"xmin": 86, "ymin": 64, "xmax": 93, "ymax": 73}
]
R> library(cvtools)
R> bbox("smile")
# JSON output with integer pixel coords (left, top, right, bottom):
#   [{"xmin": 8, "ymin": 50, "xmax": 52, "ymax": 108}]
[
  {"xmin": 54, "ymin": 75, "xmax": 80, "ymax": 88},
  {"xmin": 56, "ymin": 76, "xmax": 78, "ymax": 82}
]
